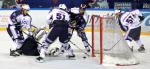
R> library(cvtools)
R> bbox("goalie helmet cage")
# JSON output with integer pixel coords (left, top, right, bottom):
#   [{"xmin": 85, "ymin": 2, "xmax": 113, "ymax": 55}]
[{"xmin": 91, "ymin": 15, "xmax": 139, "ymax": 66}]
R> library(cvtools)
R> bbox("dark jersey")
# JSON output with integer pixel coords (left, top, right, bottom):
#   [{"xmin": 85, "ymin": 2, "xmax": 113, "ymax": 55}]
[{"xmin": 69, "ymin": 8, "xmax": 86, "ymax": 29}]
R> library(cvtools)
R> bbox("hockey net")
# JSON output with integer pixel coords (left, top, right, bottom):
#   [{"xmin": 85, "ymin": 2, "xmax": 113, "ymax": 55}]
[{"xmin": 91, "ymin": 15, "xmax": 139, "ymax": 66}]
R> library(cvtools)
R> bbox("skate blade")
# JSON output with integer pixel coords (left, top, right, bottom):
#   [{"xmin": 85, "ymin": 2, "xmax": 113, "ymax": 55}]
[
  {"xmin": 35, "ymin": 59, "xmax": 45, "ymax": 63},
  {"xmin": 66, "ymin": 56, "xmax": 76, "ymax": 60}
]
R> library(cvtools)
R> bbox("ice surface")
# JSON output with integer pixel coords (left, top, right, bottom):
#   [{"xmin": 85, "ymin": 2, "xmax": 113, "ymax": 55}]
[{"xmin": 0, "ymin": 31, "xmax": 150, "ymax": 69}]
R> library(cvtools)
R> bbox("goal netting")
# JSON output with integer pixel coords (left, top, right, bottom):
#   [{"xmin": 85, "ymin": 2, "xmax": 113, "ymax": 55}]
[{"xmin": 91, "ymin": 15, "xmax": 139, "ymax": 66}]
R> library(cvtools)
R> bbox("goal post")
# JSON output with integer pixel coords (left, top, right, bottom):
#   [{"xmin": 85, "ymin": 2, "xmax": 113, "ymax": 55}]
[{"xmin": 91, "ymin": 15, "xmax": 139, "ymax": 66}]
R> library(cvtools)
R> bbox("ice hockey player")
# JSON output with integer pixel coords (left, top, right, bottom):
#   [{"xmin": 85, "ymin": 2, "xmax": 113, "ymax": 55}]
[
  {"xmin": 7, "ymin": 4, "xmax": 34, "ymax": 56},
  {"xmin": 36, "ymin": 4, "xmax": 75, "ymax": 62},
  {"xmin": 115, "ymin": 9, "xmax": 145, "ymax": 53},
  {"xmin": 68, "ymin": 4, "xmax": 91, "ymax": 53},
  {"xmin": 48, "ymin": 4, "xmax": 91, "ymax": 57}
]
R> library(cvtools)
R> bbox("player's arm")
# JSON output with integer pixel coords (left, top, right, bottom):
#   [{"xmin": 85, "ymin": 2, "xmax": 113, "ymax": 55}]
[
  {"xmin": 46, "ymin": 10, "xmax": 54, "ymax": 29},
  {"xmin": 118, "ymin": 18, "xmax": 128, "ymax": 32},
  {"xmin": 10, "ymin": 11, "xmax": 18, "ymax": 24}
]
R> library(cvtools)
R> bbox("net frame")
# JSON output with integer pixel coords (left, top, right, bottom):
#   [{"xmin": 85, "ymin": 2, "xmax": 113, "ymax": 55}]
[{"xmin": 91, "ymin": 15, "xmax": 139, "ymax": 66}]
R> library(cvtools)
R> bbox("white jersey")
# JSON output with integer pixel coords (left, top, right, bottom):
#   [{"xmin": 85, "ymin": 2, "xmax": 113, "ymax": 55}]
[
  {"xmin": 17, "ymin": 15, "xmax": 31, "ymax": 29},
  {"xmin": 9, "ymin": 14, "xmax": 32, "ymax": 29},
  {"xmin": 46, "ymin": 8, "xmax": 70, "ymax": 24},
  {"xmin": 120, "ymin": 9, "xmax": 142, "ymax": 29}
]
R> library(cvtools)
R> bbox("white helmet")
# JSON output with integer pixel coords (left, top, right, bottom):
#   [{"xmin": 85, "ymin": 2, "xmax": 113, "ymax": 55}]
[
  {"xmin": 21, "ymin": 4, "xmax": 30, "ymax": 10},
  {"xmin": 114, "ymin": 9, "xmax": 125, "ymax": 14},
  {"xmin": 59, "ymin": 4, "xmax": 67, "ymax": 10},
  {"xmin": 114, "ymin": 10, "xmax": 121, "ymax": 14}
]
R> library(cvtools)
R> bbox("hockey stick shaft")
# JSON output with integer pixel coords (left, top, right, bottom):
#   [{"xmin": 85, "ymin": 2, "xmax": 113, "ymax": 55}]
[
  {"xmin": 104, "ymin": 38, "xmax": 122, "ymax": 51},
  {"xmin": 69, "ymin": 41, "xmax": 90, "ymax": 56},
  {"xmin": 86, "ymin": 41, "xmax": 92, "ymax": 48},
  {"xmin": 31, "ymin": 25, "xmax": 38, "ymax": 29}
]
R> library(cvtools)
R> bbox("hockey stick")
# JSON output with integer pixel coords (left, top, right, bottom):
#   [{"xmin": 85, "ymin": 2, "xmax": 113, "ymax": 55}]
[
  {"xmin": 104, "ymin": 38, "xmax": 122, "ymax": 51},
  {"xmin": 86, "ymin": 41, "xmax": 92, "ymax": 48},
  {"xmin": 31, "ymin": 25, "xmax": 38, "ymax": 29},
  {"xmin": 69, "ymin": 41, "xmax": 90, "ymax": 57}
]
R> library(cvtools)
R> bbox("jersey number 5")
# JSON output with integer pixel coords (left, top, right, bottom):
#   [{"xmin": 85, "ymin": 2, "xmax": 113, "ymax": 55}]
[{"xmin": 56, "ymin": 13, "xmax": 65, "ymax": 20}]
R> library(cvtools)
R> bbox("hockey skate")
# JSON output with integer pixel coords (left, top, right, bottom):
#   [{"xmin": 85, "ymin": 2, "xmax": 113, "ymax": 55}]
[
  {"xmin": 66, "ymin": 53, "xmax": 75, "ymax": 59},
  {"xmin": 10, "ymin": 49, "xmax": 22, "ymax": 57},
  {"xmin": 66, "ymin": 49, "xmax": 75, "ymax": 59},
  {"xmin": 36, "ymin": 57, "xmax": 44, "ymax": 63},
  {"xmin": 138, "ymin": 45, "xmax": 145, "ymax": 53}
]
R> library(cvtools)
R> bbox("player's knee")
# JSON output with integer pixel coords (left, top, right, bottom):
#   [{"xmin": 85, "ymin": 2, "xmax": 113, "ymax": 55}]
[
  {"xmin": 125, "ymin": 37, "xmax": 132, "ymax": 42},
  {"xmin": 133, "ymin": 38, "xmax": 140, "ymax": 41},
  {"xmin": 60, "ymin": 37, "xmax": 70, "ymax": 43},
  {"xmin": 132, "ymin": 36, "xmax": 140, "ymax": 41},
  {"xmin": 41, "ymin": 38, "xmax": 53, "ymax": 48}
]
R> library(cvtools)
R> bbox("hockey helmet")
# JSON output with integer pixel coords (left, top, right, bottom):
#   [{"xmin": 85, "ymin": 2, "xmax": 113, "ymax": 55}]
[
  {"xmin": 114, "ymin": 9, "xmax": 121, "ymax": 14},
  {"xmin": 21, "ymin": 4, "xmax": 30, "ymax": 10},
  {"xmin": 114, "ymin": 9, "xmax": 122, "ymax": 18},
  {"xmin": 59, "ymin": 4, "xmax": 67, "ymax": 10}
]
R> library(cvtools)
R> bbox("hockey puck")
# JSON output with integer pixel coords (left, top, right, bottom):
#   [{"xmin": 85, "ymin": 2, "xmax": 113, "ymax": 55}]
[{"xmin": 83, "ymin": 56, "xmax": 86, "ymax": 59}]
